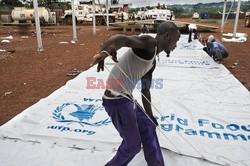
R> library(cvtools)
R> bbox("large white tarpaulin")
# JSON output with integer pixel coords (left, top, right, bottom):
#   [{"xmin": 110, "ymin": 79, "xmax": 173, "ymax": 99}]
[{"xmin": 0, "ymin": 35, "xmax": 249, "ymax": 166}]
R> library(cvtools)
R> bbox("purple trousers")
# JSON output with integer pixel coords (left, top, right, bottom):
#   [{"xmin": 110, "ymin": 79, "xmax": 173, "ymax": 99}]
[{"xmin": 103, "ymin": 97, "xmax": 164, "ymax": 166}]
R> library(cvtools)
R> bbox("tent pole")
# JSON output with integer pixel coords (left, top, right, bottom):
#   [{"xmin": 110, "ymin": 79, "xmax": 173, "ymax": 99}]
[
  {"xmin": 221, "ymin": 0, "xmax": 227, "ymax": 34},
  {"xmin": 106, "ymin": 0, "xmax": 109, "ymax": 30},
  {"xmin": 93, "ymin": 0, "xmax": 96, "ymax": 35},
  {"xmin": 71, "ymin": 0, "xmax": 78, "ymax": 41},
  {"xmin": 233, "ymin": 0, "xmax": 241, "ymax": 38},
  {"xmin": 33, "ymin": 0, "xmax": 43, "ymax": 51}
]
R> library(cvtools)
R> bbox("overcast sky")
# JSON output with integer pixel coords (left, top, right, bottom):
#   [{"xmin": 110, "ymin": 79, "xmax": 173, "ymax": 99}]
[{"xmin": 77, "ymin": 0, "xmax": 248, "ymax": 7}]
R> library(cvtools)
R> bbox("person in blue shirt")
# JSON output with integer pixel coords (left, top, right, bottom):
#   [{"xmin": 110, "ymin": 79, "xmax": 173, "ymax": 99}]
[{"xmin": 206, "ymin": 35, "xmax": 228, "ymax": 62}]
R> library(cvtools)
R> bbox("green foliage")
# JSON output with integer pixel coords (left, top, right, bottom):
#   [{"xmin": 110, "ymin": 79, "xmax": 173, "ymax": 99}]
[
  {"xmin": 128, "ymin": 8, "xmax": 139, "ymax": 14},
  {"xmin": 166, "ymin": 1, "xmax": 250, "ymax": 16},
  {"xmin": 196, "ymin": 19, "xmax": 220, "ymax": 24},
  {"xmin": 22, "ymin": 0, "xmax": 70, "ymax": 9},
  {"xmin": 0, "ymin": 0, "xmax": 22, "ymax": 6},
  {"xmin": 241, "ymin": 3, "xmax": 250, "ymax": 12},
  {"xmin": 0, "ymin": 0, "xmax": 23, "ymax": 10},
  {"xmin": 168, "ymin": 7, "xmax": 187, "ymax": 16},
  {"xmin": 145, "ymin": 6, "xmax": 154, "ymax": 10},
  {"xmin": 1, "ymin": 0, "xmax": 249, "ymax": 14}
]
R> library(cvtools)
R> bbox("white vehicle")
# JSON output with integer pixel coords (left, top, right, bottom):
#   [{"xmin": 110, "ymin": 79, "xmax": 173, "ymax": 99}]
[
  {"xmin": 136, "ymin": 8, "xmax": 174, "ymax": 21},
  {"xmin": 62, "ymin": 4, "xmax": 115, "ymax": 25},
  {"xmin": 109, "ymin": 4, "xmax": 129, "ymax": 21},
  {"xmin": 192, "ymin": 12, "xmax": 200, "ymax": 19},
  {"xmin": 135, "ymin": 10, "xmax": 147, "ymax": 20},
  {"xmin": 114, "ymin": 11, "xmax": 129, "ymax": 21}
]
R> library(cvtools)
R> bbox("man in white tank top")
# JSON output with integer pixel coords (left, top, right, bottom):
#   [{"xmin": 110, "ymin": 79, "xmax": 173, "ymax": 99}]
[{"xmin": 90, "ymin": 22, "xmax": 180, "ymax": 166}]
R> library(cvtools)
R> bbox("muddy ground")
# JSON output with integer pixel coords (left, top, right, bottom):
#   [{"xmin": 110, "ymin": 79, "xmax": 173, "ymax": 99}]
[{"xmin": 0, "ymin": 18, "xmax": 249, "ymax": 126}]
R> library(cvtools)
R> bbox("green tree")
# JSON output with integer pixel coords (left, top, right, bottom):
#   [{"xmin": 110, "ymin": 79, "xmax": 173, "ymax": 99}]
[
  {"xmin": 169, "ymin": 7, "xmax": 185, "ymax": 16},
  {"xmin": 192, "ymin": 3, "xmax": 202, "ymax": 13},
  {"xmin": 0, "ymin": 0, "xmax": 22, "ymax": 6}
]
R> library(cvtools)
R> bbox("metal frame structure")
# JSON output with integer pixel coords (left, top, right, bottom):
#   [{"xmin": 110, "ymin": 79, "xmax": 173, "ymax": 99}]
[
  {"xmin": 33, "ymin": 0, "xmax": 112, "ymax": 50},
  {"xmin": 221, "ymin": 0, "xmax": 242, "ymax": 38},
  {"xmin": 72, "ymin": 0, "xmax": 78, "ymax": 41},
  {"xmin": 33, "ymin": 0, "xmax": 43, "ymax": 51}
]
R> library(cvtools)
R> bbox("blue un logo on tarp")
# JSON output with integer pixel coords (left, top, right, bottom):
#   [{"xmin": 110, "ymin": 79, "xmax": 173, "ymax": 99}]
[
  {"xmin": 69, "ymin": 104, "xmax": 97, "ymax": 121},
  {"xmin": 52, "ymin": 102, "xmax": 111, "ymax": 127}
]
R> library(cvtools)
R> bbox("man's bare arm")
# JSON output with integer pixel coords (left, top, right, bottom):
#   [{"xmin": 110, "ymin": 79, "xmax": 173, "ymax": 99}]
[
  {"xmin": 102, "ymin": 34, "xmax": 150, "ymax": 52},
  {"xmin": 90, "ymin": 35, "xmax": 156, "ymax": 71}
]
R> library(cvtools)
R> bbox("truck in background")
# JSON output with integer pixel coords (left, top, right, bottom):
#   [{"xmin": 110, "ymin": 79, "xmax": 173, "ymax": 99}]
[
  {"xmin": 192, "ymin": 12, "xmax": 200, "ymax": 19},
  {"xmin": 61, "ymin": 4, "xmax": 115, "ymax": 25},
  {"xmin": 109, "ymin": 4, "xmax": 129, "ymax": 21},
  {"xmin": 1, "ymin": 7, "xmax": 56, "ymax": 25},
  {"xmin": 135, "ymin": 8, "xmax": 175, "ymax": 21}
]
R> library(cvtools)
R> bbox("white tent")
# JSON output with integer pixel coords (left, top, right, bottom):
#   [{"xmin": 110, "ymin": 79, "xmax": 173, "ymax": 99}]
[{"xmin": 1, "ymin": 34, "xmax": 249, "ymax": 165}]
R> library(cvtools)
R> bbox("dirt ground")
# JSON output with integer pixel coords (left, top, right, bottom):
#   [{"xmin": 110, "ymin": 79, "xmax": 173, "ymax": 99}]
[{"xmin": 0, "ymin": 18, "xmax": 249, "ymax": 126}]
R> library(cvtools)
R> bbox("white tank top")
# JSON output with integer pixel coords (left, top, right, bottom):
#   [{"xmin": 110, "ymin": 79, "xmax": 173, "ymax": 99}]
[{"xmin": 107, "ymin": 47, "xmax": 157, "ymax": 96}]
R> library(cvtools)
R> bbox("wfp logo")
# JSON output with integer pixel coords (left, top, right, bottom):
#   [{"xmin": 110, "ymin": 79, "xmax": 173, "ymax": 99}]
[{"xmin": 52, "ymin": 102, "xmax": 111, "ymax": 127}]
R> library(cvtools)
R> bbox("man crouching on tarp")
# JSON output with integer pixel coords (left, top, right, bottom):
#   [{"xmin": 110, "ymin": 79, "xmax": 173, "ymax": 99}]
[
  {"xmin": 90, "ymin": 22, "xmax": 180, "ymax": 166},
  {"xmin": 206, "ymin": 35, "xmax": 229, "ymax": 62}
]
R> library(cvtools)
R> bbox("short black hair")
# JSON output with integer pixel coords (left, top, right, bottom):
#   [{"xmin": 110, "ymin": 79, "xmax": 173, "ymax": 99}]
[{"xmin": 156, "ymin": 21, "xmax": 179, "ymax": 35}]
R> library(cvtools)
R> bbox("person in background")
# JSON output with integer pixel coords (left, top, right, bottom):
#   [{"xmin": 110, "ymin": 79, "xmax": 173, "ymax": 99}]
[
  {"xmin": 188, "ymin": 24, "xmax": 198, "ymax": 42},
  {"xmin": 206, "ymin": 35, "xmax": 228, "ymax": 62},
  {"xmin": 170, "ymin": 13, "xmax": 173, "ymax": 20},
  {"xmin": 141, "ymin": 24, "xmax": 149, "ymax": 34},
  {"xmin": 201, "ymin": 34, "xmax": 220, "ymax": 53},
  {"xmin": 132, "ymin": 12, "xmax": 135, "ymax": 21},
  {"xmin": 121, "ymin": 13, "xmax": 124, "ymax": 22}
]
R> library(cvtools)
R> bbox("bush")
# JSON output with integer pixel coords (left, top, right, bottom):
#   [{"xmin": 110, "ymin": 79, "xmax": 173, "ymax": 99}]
[{"xmin": 196, "ymin": 19, "xmax": 219, "ymax": 24}]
